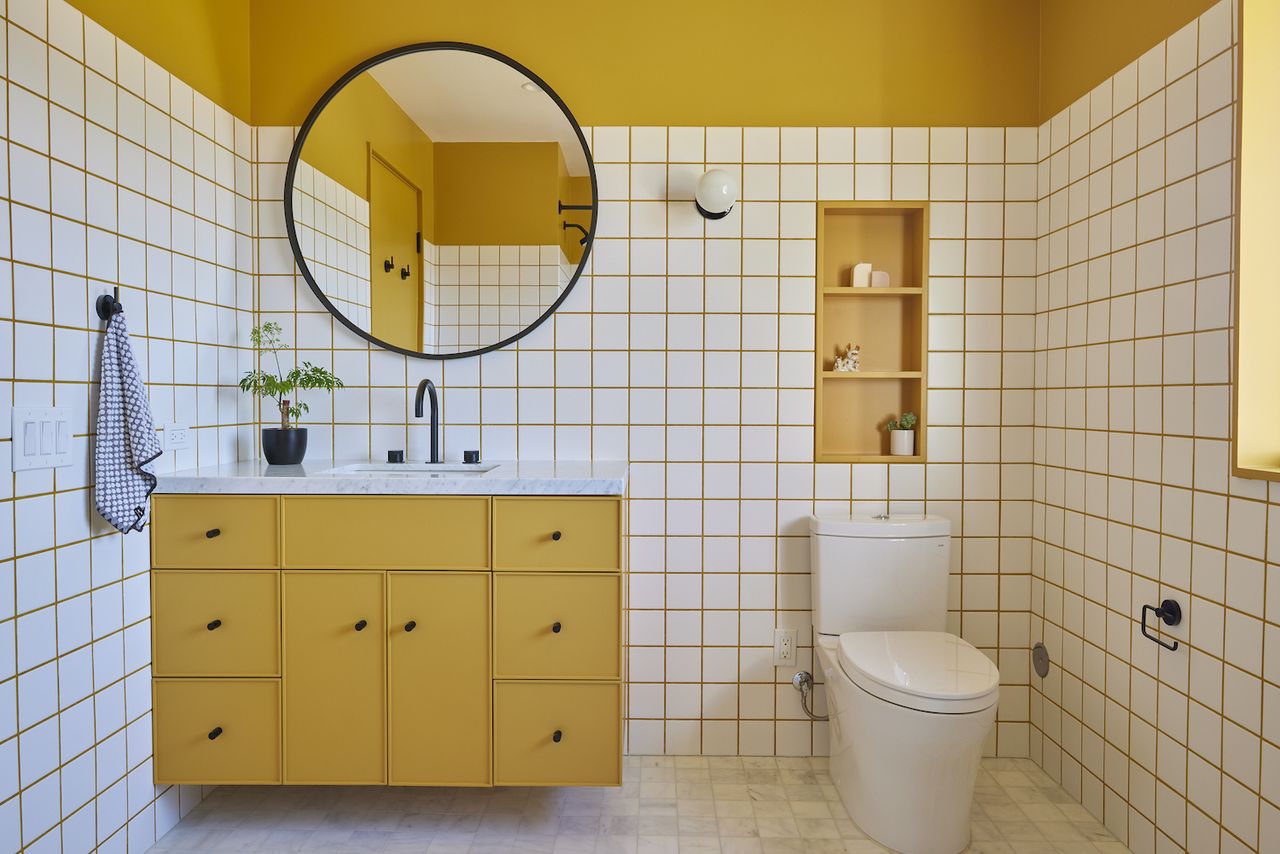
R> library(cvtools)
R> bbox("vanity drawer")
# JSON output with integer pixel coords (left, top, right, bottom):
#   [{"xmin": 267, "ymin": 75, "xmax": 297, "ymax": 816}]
[
  {"xmin": 153, "ymin": 679, "xmax": 281, "ymax": 785},
  {"xmin": 282, "ymin": 496, "xmax": 490, "ymax": 569},
  {"xmin": 152, "ymin": 571, "xmax": 280, "ymax": 676},
  {"xmin": 152, "ymin": 495, "xmax": 279, "ymax": 568},
  {"xmin": 493, "ymin": 681, "xmax": 620, "ymax": 786},
  {"xmin": 493, "ymin": 498, "xmax": 620, "ymax": 571},
  {"xmin": 494, "ymin": 574, "xmax": 619, "ymax": 679}
]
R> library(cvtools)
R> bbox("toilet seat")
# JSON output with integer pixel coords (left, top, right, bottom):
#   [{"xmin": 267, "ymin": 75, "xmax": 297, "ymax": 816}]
[{"xmin": 837, "ymin": 631, "xmax": 999, "ymax": 714}]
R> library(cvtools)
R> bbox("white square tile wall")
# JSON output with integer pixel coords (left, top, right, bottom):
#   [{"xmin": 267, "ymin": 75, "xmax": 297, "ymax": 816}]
[
  {"xmin": 1030, "ymin": 2, "xmax": 1279, "ymax": 851},
  {"xmin": 256, "ymin": 122, "xmax": 1040, "ymax": 763},
  {"xmin": 0, "ymin": 0, "xmax": 257, "ymax": 849}
]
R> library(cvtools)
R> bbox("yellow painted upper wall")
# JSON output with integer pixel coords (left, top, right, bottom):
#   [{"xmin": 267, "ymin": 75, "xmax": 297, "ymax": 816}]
[
  {"xmin": 1038, "ymin": 0, "xmax": 1221, "ymax": 120},
  {"xmin": 301, "ymin": 72, "xmax": 435, "ymax": 237},
  {"xmin": 433, "ymin": 143, "xmax": 561, "ymax": 246},
  {"xmin": 248, "ymin": 0, "xmax": 1040, "ymax": 128},
  {"xmin": 65, "ymin": 1, "xmax": 1226, "ymax": 151},
  {"xmin": 67, "ymin": 0, "xmax": 251, "ymax": 121}
]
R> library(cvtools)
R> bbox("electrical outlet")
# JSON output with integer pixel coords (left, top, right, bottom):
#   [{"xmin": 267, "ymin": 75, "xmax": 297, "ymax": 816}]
[
  {"xmin": 773, "ymin": 628, "xmax": 798, "ymax": 666},
  {"xmin": 164, "ymin": 423, "xmax": 192, "ymax": 451}
]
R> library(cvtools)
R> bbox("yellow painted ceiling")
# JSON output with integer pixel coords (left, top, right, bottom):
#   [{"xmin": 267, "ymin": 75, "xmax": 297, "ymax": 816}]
[{"xmin": 66, "ymin": 0, "xmax": 1224, "ymax": 128}]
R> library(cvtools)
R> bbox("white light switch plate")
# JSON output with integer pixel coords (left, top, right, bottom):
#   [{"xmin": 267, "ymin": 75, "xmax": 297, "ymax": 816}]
[
  {"xmin": 11, "ymin": 406, "xmax": 73, "ymax": 471},
  {"xmin": 164, "ymin": 423, "xmax": 192, "ymax": 451}
]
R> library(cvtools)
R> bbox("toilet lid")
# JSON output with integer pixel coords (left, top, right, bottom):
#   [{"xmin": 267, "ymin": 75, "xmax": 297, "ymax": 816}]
[{"xmin": 838, "ymin": 631, "xmax": 1000, "ymax": 715}]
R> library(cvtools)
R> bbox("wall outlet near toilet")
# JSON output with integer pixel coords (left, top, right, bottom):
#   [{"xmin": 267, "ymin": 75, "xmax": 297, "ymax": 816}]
[
  {"xmin": 163, "ymin": 423, "xmax": 192, "ymax": 451},
  {"xmin": 773, "ymin": 628, "xmax": 798, "ymax": 666}
]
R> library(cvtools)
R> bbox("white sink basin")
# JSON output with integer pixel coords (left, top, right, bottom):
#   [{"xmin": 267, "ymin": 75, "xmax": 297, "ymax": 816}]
[{"xmin": 322, "ymin": 462, "xmax": 499, "ymax": 477}]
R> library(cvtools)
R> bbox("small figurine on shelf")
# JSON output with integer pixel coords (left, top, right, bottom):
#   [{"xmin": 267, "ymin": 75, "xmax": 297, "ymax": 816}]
[
  {"xmin": 884, "ymin": 411, "xmax": 919, "ymax": 456},
  {"xmin": 834, "ymin": 342, "xmax": 861, "ymax": 372}
]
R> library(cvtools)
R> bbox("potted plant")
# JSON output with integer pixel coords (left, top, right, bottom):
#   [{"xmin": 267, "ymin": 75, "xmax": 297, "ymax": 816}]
[
  {"xmin": 239, "ymin": 322, "xmax": 343, "ymax": 465},
  {"xmin": 885, "ymin": 411, "xmax": 918, "ymax": 457}
]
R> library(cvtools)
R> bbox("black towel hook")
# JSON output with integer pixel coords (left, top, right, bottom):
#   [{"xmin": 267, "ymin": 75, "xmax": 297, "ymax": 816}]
[{"xmin": 96, "ymin": 287, "xmax": 123, "ymax": 321}]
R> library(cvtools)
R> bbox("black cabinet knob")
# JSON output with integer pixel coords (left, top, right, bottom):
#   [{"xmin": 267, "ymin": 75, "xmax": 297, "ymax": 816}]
[
  {"xmin": 405, "ymin": 620, "xmax": 417, "ymax": 632},
  {"xmin": 552, "ymin": 730, "xmax": 562, "ymax": 743},
  {"xmin": 354, "ymin": 619, "xmax": 368, "ymax": 632},
  {"xmin": 551, "ymin": 531, "xmax": 562, "ymax": 541},
  {"xmin": 552, "ymin": 622, "xmax": 562, "ymax": 633},
  {"xmin": 205, "ymin": 528, "xmax": 221, "ymax": 539},
  {"xmin": 208, "ymin": 727, "xmax": 223, "ymax": 740},
  {"xmin": 207, "ymin": 619, "xmax": 222, "ymax": 631}
]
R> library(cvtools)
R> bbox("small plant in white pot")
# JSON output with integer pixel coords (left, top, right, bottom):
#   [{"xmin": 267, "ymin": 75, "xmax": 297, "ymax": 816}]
[{"xmin": 885, "ymin": 411, "xmax": 918, "ymax": 456}]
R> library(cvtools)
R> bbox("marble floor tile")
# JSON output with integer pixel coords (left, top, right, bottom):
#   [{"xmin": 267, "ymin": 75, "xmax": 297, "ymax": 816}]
[{"xmin": 148, "ymin": 757, "xmax": 1125, "ymax": 853}]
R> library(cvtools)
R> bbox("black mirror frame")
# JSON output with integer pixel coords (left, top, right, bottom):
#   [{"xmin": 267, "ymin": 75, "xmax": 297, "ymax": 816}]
[{"xmin": 282, "ymin": 41, "xmax": 598, "ymax": 360}]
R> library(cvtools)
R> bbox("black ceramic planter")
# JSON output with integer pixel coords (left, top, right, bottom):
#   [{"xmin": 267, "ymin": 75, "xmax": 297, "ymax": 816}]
[{"xmin": 262, "ymin": 427, "xmax": 308, "ymax": 465}]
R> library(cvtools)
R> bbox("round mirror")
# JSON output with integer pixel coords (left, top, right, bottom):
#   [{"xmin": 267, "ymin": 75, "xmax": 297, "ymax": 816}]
[{"xmin": 284, "ymin": 43, "xmax": 596, "ymax": 358}]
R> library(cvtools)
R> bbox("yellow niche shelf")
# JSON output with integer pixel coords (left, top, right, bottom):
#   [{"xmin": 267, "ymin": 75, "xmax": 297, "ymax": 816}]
[{"xmin": 814, "ymin": 201, "xmax": 928, "ymax": 464}]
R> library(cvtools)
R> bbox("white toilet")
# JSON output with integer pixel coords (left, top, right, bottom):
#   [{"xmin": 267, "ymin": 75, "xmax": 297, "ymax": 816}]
[{"xmin": 810, "ymin": 514, "xmax": 999, "ymax": 854}]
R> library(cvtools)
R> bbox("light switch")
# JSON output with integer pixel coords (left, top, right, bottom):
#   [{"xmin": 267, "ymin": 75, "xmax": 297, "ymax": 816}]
[{"xmin": 11, "ymin": 407, "xmax": 74, "ymax": 471}]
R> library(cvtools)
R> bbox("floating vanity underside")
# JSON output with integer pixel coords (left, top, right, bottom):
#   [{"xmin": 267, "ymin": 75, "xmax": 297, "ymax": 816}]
[{"xmin": 148, "ymin": 461, "xmax": 627, "ymax": 788}]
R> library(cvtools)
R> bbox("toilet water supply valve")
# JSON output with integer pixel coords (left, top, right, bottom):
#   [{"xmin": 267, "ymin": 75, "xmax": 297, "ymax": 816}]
[{"xmin": 792, "ymin": 671, "xmax": 829, "ymax": 721}]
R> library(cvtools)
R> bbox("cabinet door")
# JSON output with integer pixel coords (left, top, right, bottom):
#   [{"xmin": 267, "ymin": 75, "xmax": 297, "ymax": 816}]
[
  {"xmin": 387, "ymin": 572, "xmax": 491, "ymax": 785},
  {"xmin": 283, "ymin": 572, "xmax": 385, "ymax": 783}
]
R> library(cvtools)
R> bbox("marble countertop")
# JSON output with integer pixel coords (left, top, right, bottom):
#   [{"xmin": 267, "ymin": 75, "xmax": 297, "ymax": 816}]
[{"xmin": 155, "ymin": 460, "xmax": 629, "ymax": 496}]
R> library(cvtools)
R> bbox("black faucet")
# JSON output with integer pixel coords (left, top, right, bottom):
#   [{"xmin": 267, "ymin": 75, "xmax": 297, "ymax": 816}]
[{"xmin": 414, "ymin": 378, "xmax": 440, "ymax": 464}]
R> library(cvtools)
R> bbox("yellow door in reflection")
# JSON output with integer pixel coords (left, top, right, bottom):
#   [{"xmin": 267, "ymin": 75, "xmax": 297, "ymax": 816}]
[{"xmin": 369, "ymin": 152, "xmax": 422, "ymax": 351}]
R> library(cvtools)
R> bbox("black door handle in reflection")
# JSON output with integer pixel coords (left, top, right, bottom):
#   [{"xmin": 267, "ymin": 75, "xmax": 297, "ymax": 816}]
[
  {"xmin": 354, "ymin": 619, "xmax": 368, "ymax": 632},
  {"xmin": 1140, "ymin": 599, "xmax": 1182, "ymax": 651}
]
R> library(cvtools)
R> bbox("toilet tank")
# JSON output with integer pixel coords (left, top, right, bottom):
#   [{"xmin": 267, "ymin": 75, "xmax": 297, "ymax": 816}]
[{"xmin": 810, "ymin": 515, "xmax": 951, "ymax": 636}]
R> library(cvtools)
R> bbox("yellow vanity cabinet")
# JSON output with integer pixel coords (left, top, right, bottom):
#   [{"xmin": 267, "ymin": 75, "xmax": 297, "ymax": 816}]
[
  {"xmin": 283, "ymin": 571, "xmax": 386, "ymax": 784},
  {"xmin": 493, "ymin": 497, "xmax": 620, "ymax": 571},
  {"xmin": 282, "ymin": 496, "xmax": 490, "ymax": 569},
  {"xmin": 152, "ymin": 495, "xmax": 279, "ymax": 568},
  {"xmin": 387, "ymin": 572, "xmax": 491, "ymax": 786},
  {"xmin": 153, "ymin": 679, "xmax": 281, "ymax": 784},
  {"xmin": 150, "ymin": 490, "xmax": 623, "ymax": 790},
  {"xmin": 494, "ymin": 573, "xmax": 620, "ymax": 679},
  {"xmin": 493, "ymin": 681, "xmax": 621, "ymax": 786},
  {"xmin": 152, "ymin": 570, "xmax": 280, "ymax": 676}
]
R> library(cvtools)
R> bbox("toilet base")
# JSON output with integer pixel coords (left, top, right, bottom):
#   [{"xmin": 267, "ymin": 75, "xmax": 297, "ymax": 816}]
[{"xmin": 817, "ymin": 643, "xmax": 996, "ymax": 854}]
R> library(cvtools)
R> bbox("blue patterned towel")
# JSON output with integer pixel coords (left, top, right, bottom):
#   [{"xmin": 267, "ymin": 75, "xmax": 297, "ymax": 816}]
[{"xmin": 94, "ymin": 310, "xmax": 162, "ymax": 533}]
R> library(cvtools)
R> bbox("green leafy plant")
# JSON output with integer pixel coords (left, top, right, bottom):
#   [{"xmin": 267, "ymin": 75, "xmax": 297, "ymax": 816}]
[
  {"xmin": 884, "ymin": 411, "xmax": 919, "ymax": 432},
  {"xmin": 239, "ymin": 322, "xmax": 344, "ymax": 429}
]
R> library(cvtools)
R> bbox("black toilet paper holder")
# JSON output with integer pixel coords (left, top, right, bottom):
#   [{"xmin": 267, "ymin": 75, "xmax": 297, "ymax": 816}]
[{"xmin": 1141, "ymin": 599, "xmax": 1182, "ymax": 651}]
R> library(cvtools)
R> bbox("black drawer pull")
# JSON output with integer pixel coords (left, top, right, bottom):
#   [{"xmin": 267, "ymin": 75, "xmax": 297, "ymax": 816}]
[
  {"xmin": 354, "ymin": 619, "xmax": 368, "ymax": 632},
  {"xmin": 205, "ymin": 528, "xmax": 221, "ymax": 539},
  {"xmin": 208, "ymin": 727, "xmax": 223, "ymax": 740},
  {"xmin": 207, "ymin": 619, "xmax": 222, "ymax": 631},
  {"xmin": 552, "ymin": 622, "xmax": 562, "ymax": 633},
  {"xmin": 551, "ymin": 530, "xmax": 562, "ymax": 541},
  {"xmin": 404, "ymin": 620, "xmax": 417, "ymax": 632},
  {"xmin": 552, "ymin": 729, "xmax": 562, "ymax": 743}
]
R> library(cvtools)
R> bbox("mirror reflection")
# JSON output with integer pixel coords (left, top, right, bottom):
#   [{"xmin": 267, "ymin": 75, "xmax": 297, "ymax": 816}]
[{"xmin": 287, "ymin": 46, "xmax": 595, "ymax": 356}]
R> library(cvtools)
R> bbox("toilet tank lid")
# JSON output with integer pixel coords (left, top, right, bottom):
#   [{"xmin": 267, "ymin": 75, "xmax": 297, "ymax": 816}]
[{"xmin": 810, "ymin": 514, "xmax": 951, "ymax": 538}]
